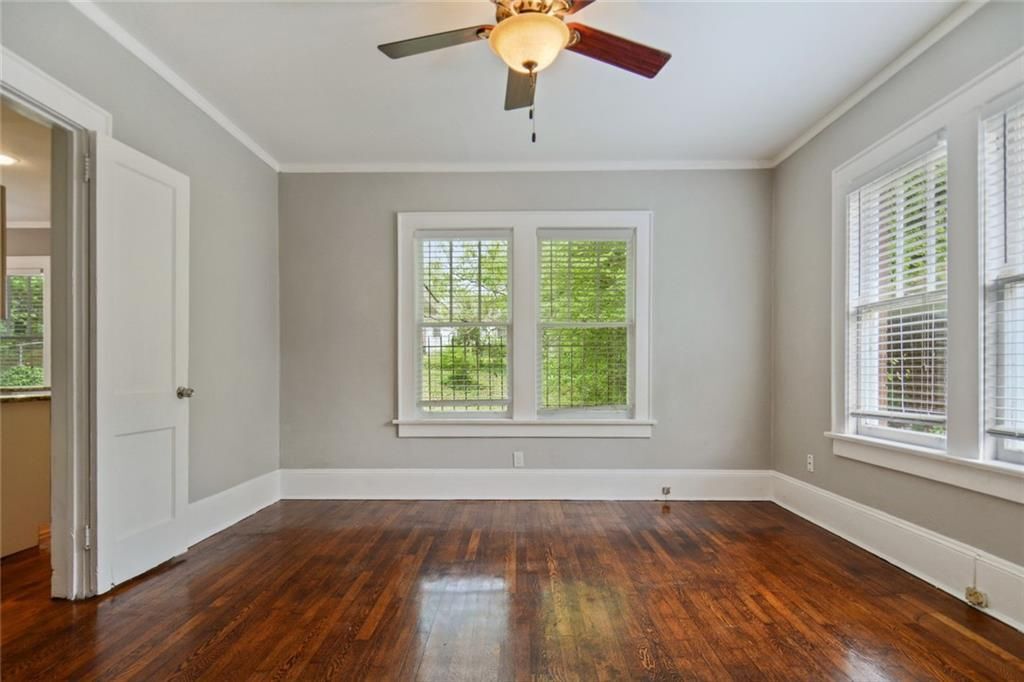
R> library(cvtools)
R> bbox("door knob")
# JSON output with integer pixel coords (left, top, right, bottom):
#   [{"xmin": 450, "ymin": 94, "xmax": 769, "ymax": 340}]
[{"xmin": 176, "ymin": 386, "xmax": 195, "ymax": 399}]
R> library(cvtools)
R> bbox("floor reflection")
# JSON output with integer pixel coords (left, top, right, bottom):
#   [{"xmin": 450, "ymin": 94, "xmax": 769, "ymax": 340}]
[{"xmin": 416, "ymin": 575, "xmax": 509, "ymax": 678}]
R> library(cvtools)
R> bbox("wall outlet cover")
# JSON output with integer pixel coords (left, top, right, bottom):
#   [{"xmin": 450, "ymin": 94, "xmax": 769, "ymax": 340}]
[{"xmin": 513, "ymin": 451, "xmax": 525, "ymax": 468}]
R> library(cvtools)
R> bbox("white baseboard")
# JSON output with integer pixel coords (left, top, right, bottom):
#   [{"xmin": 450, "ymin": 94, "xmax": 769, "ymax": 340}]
[
  {"xmin": 771, "ymin": 472, "xmax": 1024, "ymax": 632},
  {"xmin": 280, "ymin": 468, "xmax": 772, "ymax": 501},
  {"xmin": 185, "ymin": 469, "xmax": 280, "ymax": 547}
]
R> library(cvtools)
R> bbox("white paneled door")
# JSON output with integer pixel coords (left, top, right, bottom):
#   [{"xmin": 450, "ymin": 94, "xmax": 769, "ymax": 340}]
[{"xmin": 94, "ymin": 134, "xmax": 190, "ymax": 591}]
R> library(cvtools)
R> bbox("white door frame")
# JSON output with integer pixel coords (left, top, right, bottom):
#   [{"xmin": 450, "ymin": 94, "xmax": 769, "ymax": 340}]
[{"xmin": 1, "ymin": 47, "xmax": 111, "ymax": 598}]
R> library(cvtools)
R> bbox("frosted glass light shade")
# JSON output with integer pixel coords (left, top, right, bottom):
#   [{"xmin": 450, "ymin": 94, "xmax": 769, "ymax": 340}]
[{"xmin": 488, "ymin": 13, "xmax": 570, "ymax": 74}]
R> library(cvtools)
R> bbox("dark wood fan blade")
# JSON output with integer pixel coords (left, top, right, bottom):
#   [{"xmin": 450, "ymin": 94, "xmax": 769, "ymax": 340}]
[
  {"xmin": 504, "ymin": 69, "xmax": 535, "ymax": 110},
  {"xmin": 565, "ymin": 23, "xmax": 671, "ymax": 78},
  {"xmin": 378, "ymin": 25, "xmax": 492, "ymax": 59},
  {"xmin": 565, "ymin": 0, "xmax": 597, "ymax": 15}
]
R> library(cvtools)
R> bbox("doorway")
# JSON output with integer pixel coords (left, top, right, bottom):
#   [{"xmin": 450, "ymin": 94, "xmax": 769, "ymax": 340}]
[
  {"xmin": 0, "ymin": 83, "xmax": 93, "ymax": 599},
  {"xmin": 1, "ymin": 99, "xmax": 55, "ymax": 565}
]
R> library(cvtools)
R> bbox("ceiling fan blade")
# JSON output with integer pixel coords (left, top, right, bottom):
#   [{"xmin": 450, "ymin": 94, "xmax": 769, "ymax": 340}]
[
  {"xmin": 504, "ymin": 69, "xmax": 535, "ymax": 111},
  {"xmin": 565, "ymin": 0, "xmax": 597, "ymax": 15},
  {"xmin": 565, "ymin": 23, "xmax": 671, "ymax": 78},
  {"xmin": 378, "ymin": 25, "xmax": 492, "ymax": 59}
]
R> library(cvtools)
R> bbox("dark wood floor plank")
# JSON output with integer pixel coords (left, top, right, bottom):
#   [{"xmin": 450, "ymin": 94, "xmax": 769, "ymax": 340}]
[{"xmin": 2, "ymin": 500, "xmax": 1022, "ymax": 681}]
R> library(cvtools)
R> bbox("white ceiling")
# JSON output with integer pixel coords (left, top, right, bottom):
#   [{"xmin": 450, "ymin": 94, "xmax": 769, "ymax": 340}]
[{"xmin": 93, "ymin": 1, "xmax": 961, "ymax": 169}]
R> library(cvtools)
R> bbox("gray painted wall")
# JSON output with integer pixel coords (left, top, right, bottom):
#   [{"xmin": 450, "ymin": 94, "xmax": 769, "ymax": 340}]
[
  {"xmin": 3, "ymin": 2, "xmax": 280, "ymax": 501},
  {"xmin": 279, "ymin": 170, "xmax": 772, "ymax": 470},
  {"xmin": 7, "ymin": 229, "xmax": 50, "ymax": 257},
  {"xmin": 772, "ymin": 2, "xmax": 1024, "ymax": 564}
]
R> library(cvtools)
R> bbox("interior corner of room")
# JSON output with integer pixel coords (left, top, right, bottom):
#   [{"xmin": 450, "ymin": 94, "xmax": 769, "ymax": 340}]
[{"xmin": 1, "ymin": 0, "xmax": 1023, "ymax": 678}]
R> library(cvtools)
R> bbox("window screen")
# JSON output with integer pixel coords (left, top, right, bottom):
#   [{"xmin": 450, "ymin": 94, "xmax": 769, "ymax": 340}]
[
  {"xmin": 982, "ymin": 96, "xmax": 1024, "ymax": 462},
  {"xmin": 1, "ymin": 272, "xmax": 46, "ymax": 388},
  {"xmin": 539, "ymin": 237, "xmax": 631, "ymax": 412},
  {"xmin": 417, "ymin": 236, "xmax": 510, "ymax": 413},
  {"xmin": 847, "ymin": 141, "xmax": 948, "ymax": 443}
]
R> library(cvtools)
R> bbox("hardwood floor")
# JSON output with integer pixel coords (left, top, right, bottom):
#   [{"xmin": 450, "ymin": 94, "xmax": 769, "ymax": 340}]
[{"xmin": 2, "ymin": 500, "xmax": 1022, "ymax": 680}]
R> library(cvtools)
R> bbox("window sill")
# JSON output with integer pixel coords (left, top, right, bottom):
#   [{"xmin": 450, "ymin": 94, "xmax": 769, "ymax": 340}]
[
  {"xmin": 394, "ymin": 419, "xmax": 656, "ymax": 438},
  {"xmin": 0, "ymin": 388, "xmax": 52, "ymax": 403},
  {"xmin": 825, "ymin": 432, "xmax": 1024, "ymax": 504}
]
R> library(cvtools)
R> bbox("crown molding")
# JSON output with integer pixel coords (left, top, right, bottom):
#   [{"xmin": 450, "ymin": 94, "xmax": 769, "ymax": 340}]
[
  {"xmin": 66, "ymin": 0, "xmax": 987, "ymax": 175},
  {"xmin": 278, "ymin": 159, "xmax": 775, "ymax": 174},
  {"xmin": 769, "ymin": 1, "xmax": 987, "ymax": 167},
  {"xmin": 70, "ymin": 0, "xmax": 280, "ymax": 171}
]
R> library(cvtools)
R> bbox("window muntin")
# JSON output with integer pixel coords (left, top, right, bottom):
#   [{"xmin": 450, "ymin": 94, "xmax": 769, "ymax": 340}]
[
  {"xmin": 416, "ymin": 235, "xmax": 510, "ymax": 414},
  {"xmin": 847, "ymin": 141, "xmax": 948, "ymax": 446},
  {"xmin": 538, "ymin": 237, "xmax": 631, "ymax": 414},
  {"xmin": 983, "ymin": 97, "xmax": 1024, "ymax": 464},
  {"xmin": 1, "ymin": 264, "xmax": 48, "ymax": 389}
]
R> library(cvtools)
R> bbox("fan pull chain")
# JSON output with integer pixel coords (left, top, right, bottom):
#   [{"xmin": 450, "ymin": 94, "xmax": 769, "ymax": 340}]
[{"xmin": 530, "ymin": 69, "xmax": 537, "ymax": 143}]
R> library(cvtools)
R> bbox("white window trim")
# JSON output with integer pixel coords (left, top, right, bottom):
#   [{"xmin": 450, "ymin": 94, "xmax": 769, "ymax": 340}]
[
  {"xmin": 5, "ymin": 255, "xmax": 51, "ymax": 387},
  {"xmin": 829, "ymin": 51, "xmax": 1024, "ymax": 501},
  {"xmin": 395, "ymin": 211, "xmax": 653, "ymax": 438}
]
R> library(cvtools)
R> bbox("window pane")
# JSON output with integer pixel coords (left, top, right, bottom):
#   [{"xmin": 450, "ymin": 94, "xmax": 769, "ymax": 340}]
[
  {"xmin": 539, "ymin": 238, "xmax": 631, "ymax": 412},
  {"xmin": 983, "ymin": 98, "xmax": 1024, "ymax": 459},
  {"xmin": 540, "ymin": 240, "xmax": 628, "ymax": 323},
  {"xmin": 419, "ymin": 326, "xmax": 508, "ymax": 411},
  {"xmin": 848, "ymin": 142, "xmax": 948, "ymax": 441},
  {"xmin": 854, "ymin": 301, "xmax": 947, "ymax": 429},
  {"xmin": 1, "ymin": 274, "xmax": 46, "ymax": 388},
  {"xmin": 541, "ymin": 327, "xmax": 627, "ymax": 409},
  {"xmin": 421, "ymin": 239, "xmax": 508, "ymax": 324},
  {"xmin": 417, "ymin": 236, "xmax": 510, "ymax": 414}
]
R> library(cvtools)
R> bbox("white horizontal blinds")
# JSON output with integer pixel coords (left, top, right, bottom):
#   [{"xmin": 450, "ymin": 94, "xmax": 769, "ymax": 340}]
[
  {"xmin": 983, "ymin": 98, "xmax": 1024, "ymax": 449},
  {"xmin": 848, "ymin": 141, "xmax": 948, "ymax": 438},
  {"xmin": 0, "ymin": 272, "xmax": 46, "ymax": 388},
  {"xmin": 417, "ymin": 236, "xmax": 510, "ymax": 413},
  {"xmin": 539, "ymin": 237, "xmax": 631, "ymax": 412}
]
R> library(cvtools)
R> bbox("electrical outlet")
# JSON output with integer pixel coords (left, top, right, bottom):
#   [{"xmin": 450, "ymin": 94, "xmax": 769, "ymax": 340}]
[
  {"xmin": 661, "ymin": 486, "xmax": 671, "ymax": 496},
  {"xmin": 965, "ymin": 586, "xmax": 988, "ymax": 608},
  {"xmin": 806, "ymin": 454, "xmax": 815, "ymax": 472},
  {"xmin": 513, "ymin": 451, "xmax": 524, "ymax": 468}
]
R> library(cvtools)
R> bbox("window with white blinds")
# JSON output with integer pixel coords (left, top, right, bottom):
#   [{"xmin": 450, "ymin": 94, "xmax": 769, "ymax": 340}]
[
  {"xmin": 417, "ymin": 235, "xmax": 510, "ymax": 413},
  {"xmin": 0, "ymin": 258, "xmax": 50, "ymax": 389},
  {"xmin": 846, "ymin": 141, "xmax": 948, "ymax": 446},
  {"xmin": 398, "ymin": 212, "xmax": 652, "ymax": 437},
  {"xmin": 539, "ymin": 237, "xmax": 631, "ymax": 414},
  {"xmin": 982, "ymin": 96, "xmax": 1024, "ymax": 463}
]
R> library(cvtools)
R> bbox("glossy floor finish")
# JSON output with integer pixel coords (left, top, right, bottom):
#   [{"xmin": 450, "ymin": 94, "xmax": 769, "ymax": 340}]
[{"xmin": 2, "ymin": 501, "xmax": 1023, "ymax": 680}]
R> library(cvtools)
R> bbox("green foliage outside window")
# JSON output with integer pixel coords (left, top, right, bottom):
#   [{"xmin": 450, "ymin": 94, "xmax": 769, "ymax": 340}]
[
  {"xmin": 1, "ymin": 274, "xmax": 45, "ymax": 389},
  {"xmin": 417, "ymin": 237, "xmax": 632, "ymax": 412}
]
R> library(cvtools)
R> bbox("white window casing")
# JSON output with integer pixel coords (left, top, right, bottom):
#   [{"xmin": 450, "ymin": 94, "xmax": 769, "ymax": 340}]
[
  {"xmin": 829, "ymin": 52, "xmax": 1024, "ymax": 503},
  {"xmin": 395, "ymin": 211, "xmax": 653, "ymax": 438}
]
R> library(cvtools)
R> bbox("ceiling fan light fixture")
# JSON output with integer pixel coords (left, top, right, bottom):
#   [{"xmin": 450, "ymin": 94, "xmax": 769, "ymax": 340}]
[{"xmin": 489, "ymin": 12, "xmax": 570, "ymax": 74}]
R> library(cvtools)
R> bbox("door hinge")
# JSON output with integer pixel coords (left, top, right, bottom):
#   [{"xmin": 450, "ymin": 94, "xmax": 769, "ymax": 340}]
[
  {"xmin": 83, "ymin": 525, "xmax": 92, "ymax": 551},
  {"xmin": 83, "ymin": 154, "xmax": 92, "ymax": 183}
]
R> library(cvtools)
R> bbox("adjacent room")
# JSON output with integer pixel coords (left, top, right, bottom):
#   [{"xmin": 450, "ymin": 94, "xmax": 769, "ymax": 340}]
[{"xmin": 0, "ymin": 1, "xmax": 1021, "ymax": 679}]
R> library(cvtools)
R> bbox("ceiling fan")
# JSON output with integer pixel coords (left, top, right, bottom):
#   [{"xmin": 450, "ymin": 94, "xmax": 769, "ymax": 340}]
[{"xmin": 378, "ymin": 0, "xmax": 671, "ymax": 112}]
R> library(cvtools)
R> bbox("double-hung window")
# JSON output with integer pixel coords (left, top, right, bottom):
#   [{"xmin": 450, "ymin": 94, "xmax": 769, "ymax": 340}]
[
  {"xmin": 539, "ymin": 233, "xmax": 631, "ymax": 417},
  {"xmin": 982, "ymin": 94, "xmax": 1024, "ymax": 464},
  {"xmin": 417, "ymin": 233, "xmax": 511, "ymax": 415},
  {"xmin": 397, "ymin": 212, "xmax": 652, "ymax": 437},
  {"xmin": 846, "ymin": 141, "xmax": 948, "ymax": 448},
  {"xmin": 1, "ymin": 256, "xmax": 50, "ymax": 389},
  {"xmin": 830, "ymin": 55, "xmax": 1024, "ymax": 504}
]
